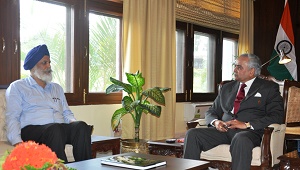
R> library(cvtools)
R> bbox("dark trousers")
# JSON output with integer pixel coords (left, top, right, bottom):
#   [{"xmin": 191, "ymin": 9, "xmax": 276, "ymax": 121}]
[
  {"xmin": 21, "ymin": 121, "xmax": 92, "ymax": 163},
  {"xmin": 183, "ymin": 127, "xmax": 262, "ymax": 170}
]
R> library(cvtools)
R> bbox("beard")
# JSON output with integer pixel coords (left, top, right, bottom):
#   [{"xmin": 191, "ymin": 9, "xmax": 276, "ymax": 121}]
[{"xmin": 32, "ymin": 67, "xmax": 53, "ymax": 83}]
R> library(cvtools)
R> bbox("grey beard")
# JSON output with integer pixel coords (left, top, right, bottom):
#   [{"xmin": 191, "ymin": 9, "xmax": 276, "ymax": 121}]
[{"xmin": 33, "ymin": 69, "xmax": 53, "ymax": 83}]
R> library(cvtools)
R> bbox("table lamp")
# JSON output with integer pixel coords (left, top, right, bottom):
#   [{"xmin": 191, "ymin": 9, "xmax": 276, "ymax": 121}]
[{"xmin": 261, "ymin": 49, "xmax": 292, "ymax": 67}]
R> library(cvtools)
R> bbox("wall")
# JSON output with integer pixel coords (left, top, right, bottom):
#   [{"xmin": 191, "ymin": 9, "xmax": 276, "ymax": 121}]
[
  {"xmin": 70, "ymin": 104, "xmax": 121, "ymax": 137},
  {"xmin": 70, "ymin": 103, "xmax": 210, "ymax": 139}
]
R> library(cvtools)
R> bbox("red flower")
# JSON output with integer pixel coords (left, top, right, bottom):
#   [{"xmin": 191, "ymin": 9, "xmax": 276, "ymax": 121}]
[{"xmin": 2, "ymin": 141, "xmax": 58, "ymax": 170}]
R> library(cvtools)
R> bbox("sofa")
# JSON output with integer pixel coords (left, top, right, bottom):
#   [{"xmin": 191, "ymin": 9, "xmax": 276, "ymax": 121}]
[{"xmin": 0, "ymin": 89, "xmax": 75, "ymax": 162}]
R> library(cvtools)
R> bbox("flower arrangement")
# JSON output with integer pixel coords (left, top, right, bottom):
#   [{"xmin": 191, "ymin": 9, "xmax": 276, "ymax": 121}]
[{"xmin": 0, "ymin": 141, "xmax": 75, "ymax": 170}]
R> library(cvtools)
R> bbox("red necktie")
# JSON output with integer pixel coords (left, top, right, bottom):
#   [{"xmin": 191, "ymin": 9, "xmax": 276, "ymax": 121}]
[{"xmin": 234, "ymin": 83, "xmax": 247, "ymax": 114}]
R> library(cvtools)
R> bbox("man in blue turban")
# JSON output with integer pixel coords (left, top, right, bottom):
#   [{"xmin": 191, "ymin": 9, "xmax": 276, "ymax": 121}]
[
  {"xmin": 5, "ymin": 44, "xmax": 92, "ymax": 163},
  {"xmin": 23, "ymin": 44, "xmax": 50, "ymax": 70}
]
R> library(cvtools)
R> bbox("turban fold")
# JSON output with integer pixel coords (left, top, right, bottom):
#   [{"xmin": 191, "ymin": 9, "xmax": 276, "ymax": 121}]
[{"xmin": 23, "ymin": 44, "xmax": 50, "ymax": 70}]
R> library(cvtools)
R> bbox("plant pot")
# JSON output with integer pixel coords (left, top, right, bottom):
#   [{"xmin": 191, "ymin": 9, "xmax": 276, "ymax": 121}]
[{"xmin": 121, "ymin": 139, "xmax": 149, "ymax": 154}]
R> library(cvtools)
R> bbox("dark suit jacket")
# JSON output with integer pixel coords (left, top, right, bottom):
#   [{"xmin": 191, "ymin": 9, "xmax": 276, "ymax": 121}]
[{"xmin": 205, "ymin": 77, "xmax": 284, "ymax": 135}]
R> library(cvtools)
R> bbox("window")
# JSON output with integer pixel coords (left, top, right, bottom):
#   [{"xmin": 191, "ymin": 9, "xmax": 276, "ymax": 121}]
[
  {"xmin": 175, "ymin": 29, "xmax": 185, "ymax": 94},
  {"xmin": 193, "ymin": 31, "xmax": 216, "ymax": 93},
  {"xmin": 20, "ymin": 0, "xmax": 72, "ymax": 92},
  {"xmin": 88, "ymin": 13, "xmax": 121, "ymax": 93},
  {"xmin": 222, "ymin": 38, "xmax": 238, "ymax": 81},
  {"xmin": 19, "ymin": 0, "xmax": 123, "ymax": 105},
  {"xmin": 176, "ymin": 21, "xmax": 238, "ymax": 102}
]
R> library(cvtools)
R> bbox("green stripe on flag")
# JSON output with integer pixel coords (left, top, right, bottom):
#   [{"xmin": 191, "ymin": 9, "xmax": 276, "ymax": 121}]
[{"xmin": 267, "ymin": 50, "xmax": 294, "ymax": 81}]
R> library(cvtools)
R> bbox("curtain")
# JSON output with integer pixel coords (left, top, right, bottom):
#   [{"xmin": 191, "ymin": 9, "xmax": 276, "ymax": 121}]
[
  {"xmin": 238, "ymin": 0, "xmax": 254, "ymax": 54},
  {"xmin": 122, "ymin": 0, "xmax": 176, "ymax": 140}
]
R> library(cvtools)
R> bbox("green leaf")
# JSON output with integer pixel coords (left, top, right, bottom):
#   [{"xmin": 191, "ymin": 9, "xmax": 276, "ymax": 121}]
[
  {"xmin": 108, "ymin": 77, "xmax": 132, "ymax": 94},
  {"xmin": 142, "ymin": 87, "xmax": 165, "ymax": 105},
  {"xmin": 140, "ymin": 100, "xmax": 150, "ymax": 114},
  {"xmin": 106, "ymin": 84, "xmax": 123, "ymax": 94},
  {"xmin": 111, "ymin": 108, "xmax": 128, "ymax": 130},
  {"xmin": 23, "ymin": 162, "xmax": 53, "ymax": 170},
  {"xmin": 122, "ymin": 96, "xmax": 134, "ymax": 112},
  {"xmin": 0, "ymin": 150, "xmax": 10, "ymax": 168},
  {"xmin": 130, "ymin": 100, "xmax": 140, "ymax": 108},
  {"xmin": 126, "ymin": 71, "xmax": 145, "ymax": 88},
  {"xmin": 160, "ymin": 87, "xmax": 171, "ymax": 93},
  {"xmin": 139, "ymin": 103, "xmax": 162, "ymax": 117}
]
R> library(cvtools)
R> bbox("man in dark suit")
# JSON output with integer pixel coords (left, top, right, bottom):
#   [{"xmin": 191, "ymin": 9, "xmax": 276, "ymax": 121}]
[{"xmin": 183, "ymin": 53, "xmax": 284, "ymax": 170}]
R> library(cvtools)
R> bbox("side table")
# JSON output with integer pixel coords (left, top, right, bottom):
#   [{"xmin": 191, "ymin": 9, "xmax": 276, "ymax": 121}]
[
  {"xmin": 147, "ymin": 139, "xmax": 184, "ymax": 158},
  {"xmin": 277, "ymin": 150, "xmax": 300, "ymax": 170},
  {"xmin": 91, "ymin": 136, "xmax": 120, "ymax": 158}
]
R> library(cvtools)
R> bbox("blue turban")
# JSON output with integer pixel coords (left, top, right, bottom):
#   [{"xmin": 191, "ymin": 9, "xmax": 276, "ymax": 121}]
[{"xmin": 23, "ymin": 44, "xmax": 50, "ymax": 70}]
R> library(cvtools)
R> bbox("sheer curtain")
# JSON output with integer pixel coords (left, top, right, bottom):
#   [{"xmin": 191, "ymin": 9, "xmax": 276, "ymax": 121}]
[
  {"xmin": 122, "ymin": 0, "xmax": 176, "ymax": 140},
  {"xmin": 238, "ymin": 0, "xmax": 254, "ymax": 54}
]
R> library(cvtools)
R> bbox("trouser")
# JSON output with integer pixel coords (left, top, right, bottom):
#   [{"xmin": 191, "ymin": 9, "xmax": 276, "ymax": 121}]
[
  {"xmin": 21, "ymin": 121, "xmax": 92, "ymax": 163},
  {"xmin": 183, "ymin": 127, "xmax": 262, "ymax": 170}
]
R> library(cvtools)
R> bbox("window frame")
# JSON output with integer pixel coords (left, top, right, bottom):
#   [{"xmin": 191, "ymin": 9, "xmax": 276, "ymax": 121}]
[
  {"xmin": 2, "ymin": 1, "xmax": 239, "ymax": 105},
  {"xmin": 79, "ymin": 0, "xmax": 123, "ymax": 105},
  {"xmin": 176, "ymin": 21, "xmax": 239, "ymax": 102},
  {"xmin": 7, "ymin": 0, "xmax": 124, "ymax": 105}
]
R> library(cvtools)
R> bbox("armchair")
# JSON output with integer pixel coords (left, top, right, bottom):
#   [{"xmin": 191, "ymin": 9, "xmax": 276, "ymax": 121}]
[
  {"xmin": 188, "ymin": 80, "xmax": 286, "ymax": 170},
  {"xmin": 199, "ymin": 124, "xmax": 286, "ymax": 169},
  {"xmin": 282, "ymin": 80, "xmax": 300, "ymax": 152}
]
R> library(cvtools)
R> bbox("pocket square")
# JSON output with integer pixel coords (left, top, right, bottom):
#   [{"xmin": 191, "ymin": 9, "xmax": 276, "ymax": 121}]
[{"xmin": 254, "ymin": 92, "xmax": 262, "ymax": 97}]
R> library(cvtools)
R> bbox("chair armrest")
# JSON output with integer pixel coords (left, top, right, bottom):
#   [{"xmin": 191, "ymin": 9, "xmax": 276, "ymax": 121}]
[
  {"xmin": 268, "ymin": 123, "xmax": 286, "ymax": 131},
  {"xmin": 186, "ymin": 121, "xmax": 199, "ymax": 129},
  {"xmin": 260, "ymin": 124, "xmax": 286, "ymax": 167},
  {"xmin": 269, "ymin": 124, "xmax": 286, "ymax": 166},
  {"xmin": 186, "ymin": 119, "xmax": 206, "ymax": 129},
  {"xmin": 260, "ymin": 126, "xmax": 274, "ymax": 168}
]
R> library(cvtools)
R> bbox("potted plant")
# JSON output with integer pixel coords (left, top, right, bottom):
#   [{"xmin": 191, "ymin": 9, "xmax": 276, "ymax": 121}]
[{"xmin": 106, "ymin": 70, "xmax": 171, "ymax": 142}]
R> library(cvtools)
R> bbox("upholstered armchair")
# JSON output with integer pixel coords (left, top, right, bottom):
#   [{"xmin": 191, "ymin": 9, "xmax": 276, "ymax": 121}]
[
  {"xmin": 282, "ymin": 80, "xmax": 300, "ymax": 152},
  {"xmin": 186, "ymin": 122, "xmax": 286, "ymax": 169},
  {"xmin": 186, "ymin": 80, "xmax": 286, "ymax": 170},
  {"xmin": 199, "ymin": 124, "xmax": 286, "ymax": 169}
]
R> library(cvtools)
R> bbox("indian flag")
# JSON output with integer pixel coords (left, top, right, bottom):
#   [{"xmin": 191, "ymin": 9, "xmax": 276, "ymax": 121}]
[{"xmin": 267, "ymin": 0, "xmax": 297, "ymax": 81}]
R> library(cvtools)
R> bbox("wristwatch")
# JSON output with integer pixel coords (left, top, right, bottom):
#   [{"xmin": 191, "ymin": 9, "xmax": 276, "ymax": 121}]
[{"xmin": 245, "ymin": 122, "xmax": 251, "ymax": 129}]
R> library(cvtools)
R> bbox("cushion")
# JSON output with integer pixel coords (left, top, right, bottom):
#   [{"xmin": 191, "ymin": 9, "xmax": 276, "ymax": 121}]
[
  {"xmin": 285, "ymin": 127, "xmax": 300, "ymax": 135},
  {"xmin": 0, "ymin": 90, "xmax": 7, "ymax": 141},
  {"xmin": 201, "ymin": 144, "xmax": 262, "ymax": 166},
  {"xmin": 286, "ymin": 86, "xmax": 300, "ymax": 123}
]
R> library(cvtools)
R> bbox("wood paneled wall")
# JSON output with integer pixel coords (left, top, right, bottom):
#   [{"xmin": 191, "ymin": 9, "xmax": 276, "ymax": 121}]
[{"xmin": 254, "ymin": 0, "xmax": 300, "ymax": 78}]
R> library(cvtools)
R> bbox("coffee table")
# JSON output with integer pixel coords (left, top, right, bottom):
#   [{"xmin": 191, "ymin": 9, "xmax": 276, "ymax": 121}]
[
  {"xmin": 66, "ymin": 152, "xmax": 210, "ymax": 170},
  {"xmin": 148, "ymin": 139, "xmax": 184, "ymax": 158}
]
